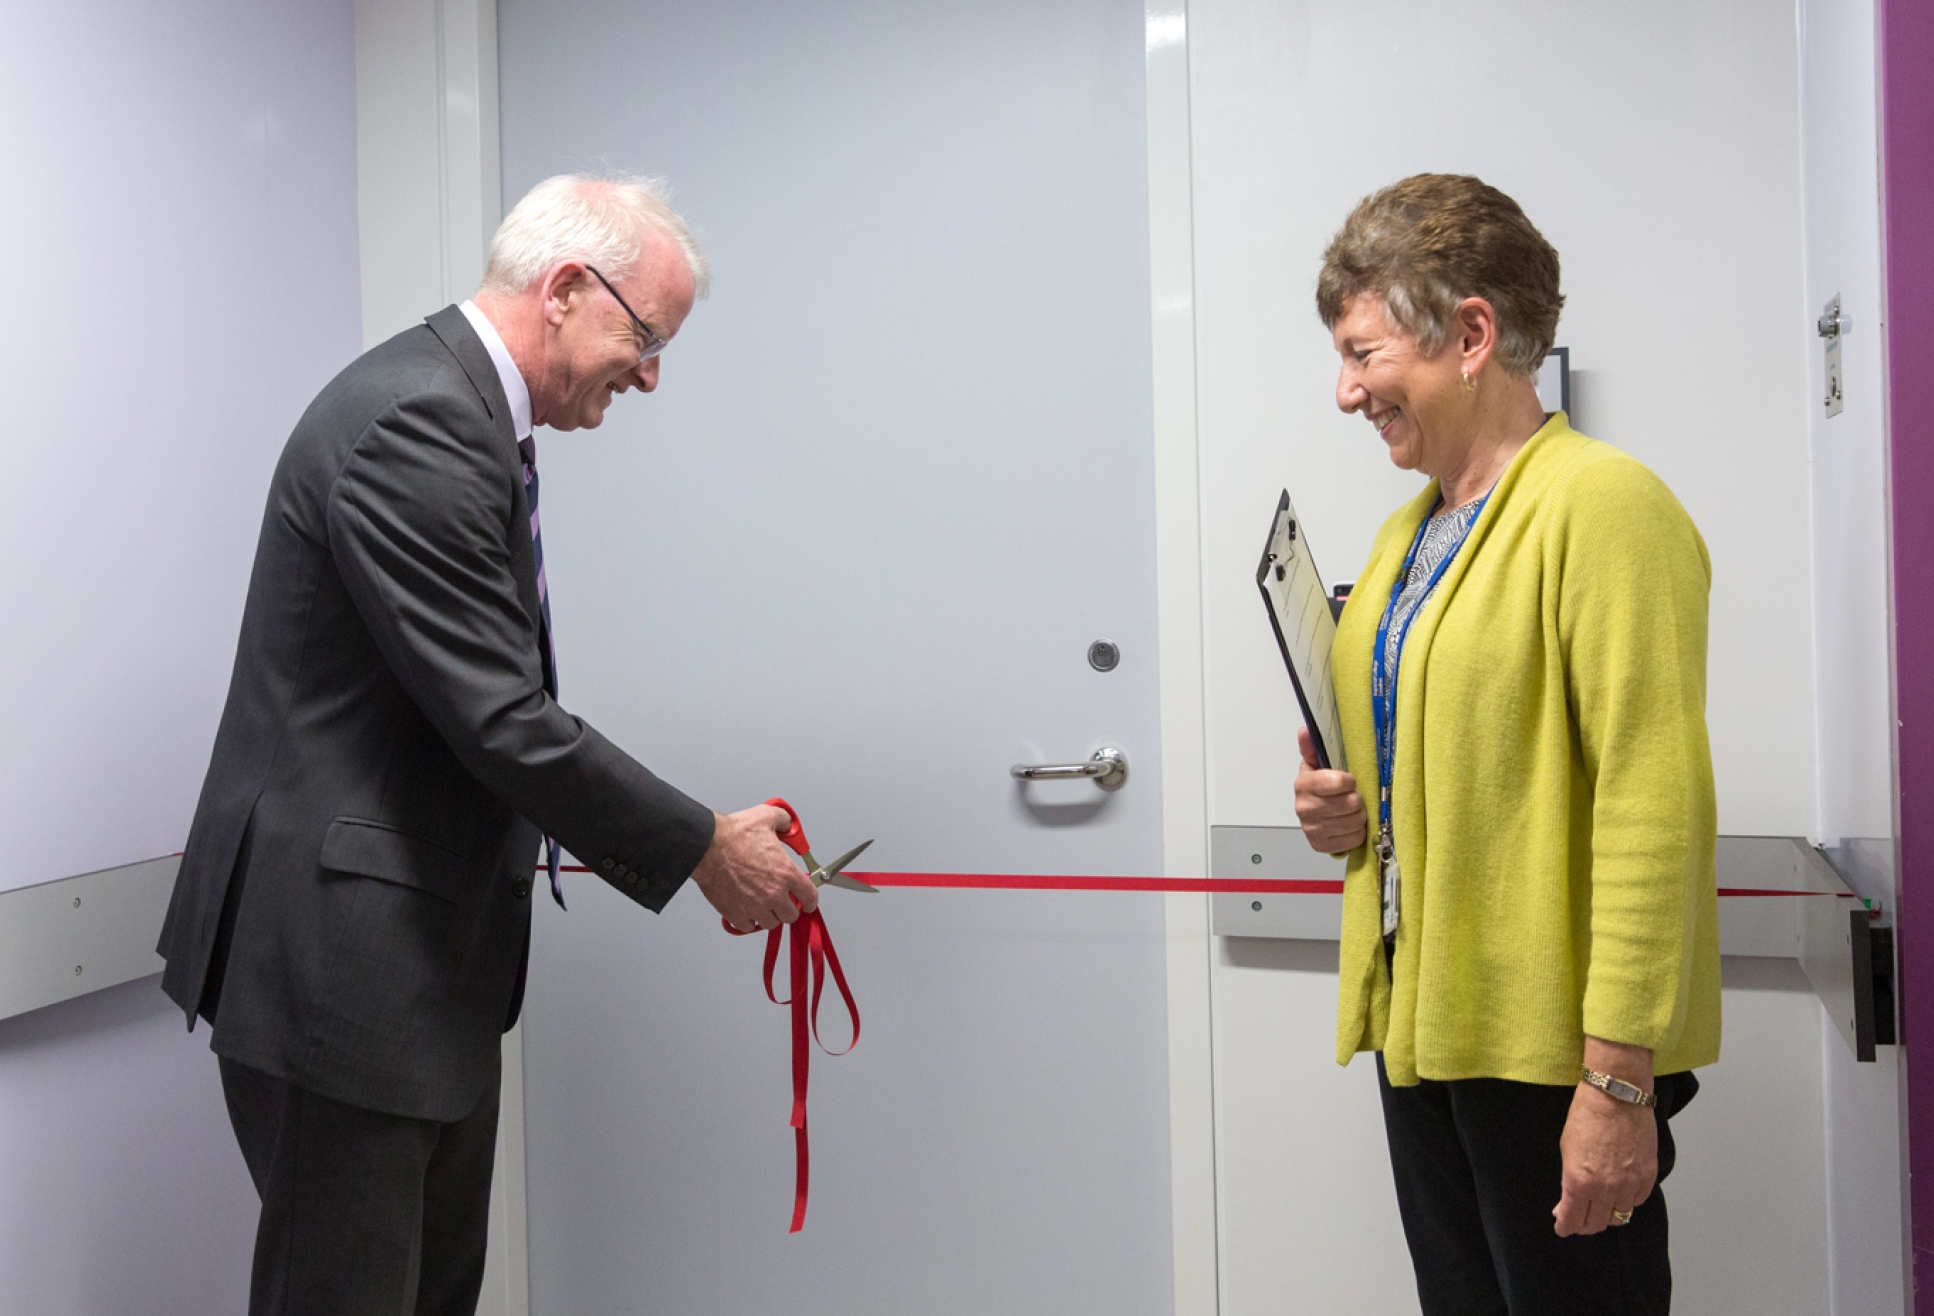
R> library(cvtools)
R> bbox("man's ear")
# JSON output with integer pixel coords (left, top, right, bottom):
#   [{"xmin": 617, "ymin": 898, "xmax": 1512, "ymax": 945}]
[{"xmin": 537, "ymin": 261, "xmax": 588, "ymax": 328}]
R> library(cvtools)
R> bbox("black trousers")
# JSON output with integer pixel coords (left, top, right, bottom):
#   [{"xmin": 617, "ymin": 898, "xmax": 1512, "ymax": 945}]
[
  {"xmin": 218, "ymin": 1058, "xmax": 500, "ymax": 1316},
  {"xmin": 1376, "ymin": 1054, "xmax": 1698, "ymax": 1315}
]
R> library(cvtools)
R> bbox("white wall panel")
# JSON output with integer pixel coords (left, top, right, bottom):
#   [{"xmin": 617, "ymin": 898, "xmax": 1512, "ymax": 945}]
[
  {"xmin": 1188, "ymin": 0, "xmax": 1815, "ymax": 838},
  {"xmin": 1212, "ymin": 955, "xmax": 1835, "ymax": 1314},
  {"xmin": 1186, "ymin": 1, "xmax": 1856, "ymax": 1311}
]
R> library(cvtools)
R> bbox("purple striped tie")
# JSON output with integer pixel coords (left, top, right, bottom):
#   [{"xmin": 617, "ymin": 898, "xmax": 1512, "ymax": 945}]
[{"xmin": 519, "ymin": 435, "xmax": 566, "ymax": 910}]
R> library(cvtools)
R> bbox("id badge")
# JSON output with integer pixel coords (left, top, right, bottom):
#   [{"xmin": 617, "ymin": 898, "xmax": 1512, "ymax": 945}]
[
  {"xmin": 1380, "ymin": 853, "xmax": 1400, "ymax": 937},
  {"xmin": 1376, "ymin": 828, "xmax": 1399, "ymax": 938}
]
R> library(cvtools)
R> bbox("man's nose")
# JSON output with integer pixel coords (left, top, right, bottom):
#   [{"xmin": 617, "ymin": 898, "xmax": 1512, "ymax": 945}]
[{"xmin": 634, "ymin": 357, "xmax": 660, "ymax": 393}]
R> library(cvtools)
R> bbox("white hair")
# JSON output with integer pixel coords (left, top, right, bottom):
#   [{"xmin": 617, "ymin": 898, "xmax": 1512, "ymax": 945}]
[{"xmin": 482, "ymin": 173, "xmax": 709, "ymax": 298}]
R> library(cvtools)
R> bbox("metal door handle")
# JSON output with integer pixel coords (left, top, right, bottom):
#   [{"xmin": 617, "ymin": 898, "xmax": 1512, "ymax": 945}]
[{"xmin": 1010, "ymin": 745, "xmax": 1128, "ymax": 791}]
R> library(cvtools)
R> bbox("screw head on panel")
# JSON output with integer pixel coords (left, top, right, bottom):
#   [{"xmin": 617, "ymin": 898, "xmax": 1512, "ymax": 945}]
[{"xmin": 1087, "ymin": 640, "xmax": 1121, "ymax": 673}]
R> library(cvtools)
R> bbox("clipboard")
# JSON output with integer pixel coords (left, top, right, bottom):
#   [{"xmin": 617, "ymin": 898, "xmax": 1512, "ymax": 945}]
[{"xmin": 1256, "ymin": 490, "xmax": 1347, "ymax": 769}]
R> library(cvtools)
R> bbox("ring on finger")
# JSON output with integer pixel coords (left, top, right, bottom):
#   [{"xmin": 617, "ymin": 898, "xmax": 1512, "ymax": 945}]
[{"xmin": 1610, "ymin": 1209, "xmax": 1634, "ymax": 1226}]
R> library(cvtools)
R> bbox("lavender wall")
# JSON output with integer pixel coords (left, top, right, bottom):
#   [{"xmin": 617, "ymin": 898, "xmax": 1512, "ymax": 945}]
[
  {"xmin": 0, "ymin": 0, "xmax": 362, "ymax": 1310},
  {"xmin": 1880, "ymin": 0, "xmax": 1933, "ymax": 1303}
]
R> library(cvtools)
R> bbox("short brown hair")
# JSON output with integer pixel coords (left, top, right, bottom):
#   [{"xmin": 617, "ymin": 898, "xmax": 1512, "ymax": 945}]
[{"xmin": 1316, "ymin": 174, "xmax": 1562, "ymax": 377}]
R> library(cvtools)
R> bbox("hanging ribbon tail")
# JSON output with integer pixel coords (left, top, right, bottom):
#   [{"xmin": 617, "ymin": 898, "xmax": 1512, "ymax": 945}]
[
  {"xmin": 788, "ymin": 918, "xmax": 810, "ymax": 1231},
  {"xmin": 752, "ymin": 911, "xmax": 856, "ymax": 1233},
  {"xmin": 789, "ymin": 917, "xmax": 809, "ymax": 1130},
  {"xmin": 791, "ymin": 1120, "xmax": 811, "ymax": 1234}
]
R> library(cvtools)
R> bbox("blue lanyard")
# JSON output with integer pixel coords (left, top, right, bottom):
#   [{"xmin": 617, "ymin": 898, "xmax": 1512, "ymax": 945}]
[{"xmin": 1370, "ymin": 495, "xmax": 1488, "ymax": 837}]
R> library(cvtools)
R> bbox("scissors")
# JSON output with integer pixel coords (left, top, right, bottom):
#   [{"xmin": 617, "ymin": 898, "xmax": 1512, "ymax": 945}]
[{"xmin": 722, "ymin": 797, "xmax": 876, "ymax": 935}]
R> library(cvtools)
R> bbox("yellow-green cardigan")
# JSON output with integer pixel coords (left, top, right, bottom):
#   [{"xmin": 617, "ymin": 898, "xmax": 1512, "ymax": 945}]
[{"xmin": 1332, "ymin": 413, "xmax": 1720, "ymax": 1087}]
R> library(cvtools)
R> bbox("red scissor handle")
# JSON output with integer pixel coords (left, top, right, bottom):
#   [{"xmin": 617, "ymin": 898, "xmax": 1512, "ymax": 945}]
[
  {"xmin": 721, "ymin": 797, "xmax": 811, "ymax": 936},
  {"xmin": 766, "ymin": 796, "xmax": 809, "ymax": 859}
]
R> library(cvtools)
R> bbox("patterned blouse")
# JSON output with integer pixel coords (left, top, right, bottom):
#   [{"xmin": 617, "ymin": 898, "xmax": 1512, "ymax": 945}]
[{"xmin": 1378, "ymin": 497, "xmax": 1484, "ymax": 934}]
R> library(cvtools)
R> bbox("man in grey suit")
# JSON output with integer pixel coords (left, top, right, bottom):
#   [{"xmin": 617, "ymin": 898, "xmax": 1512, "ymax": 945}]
[{"xmin": 157, "ymin": 174, "xmax": 817, "ymax": 1315}]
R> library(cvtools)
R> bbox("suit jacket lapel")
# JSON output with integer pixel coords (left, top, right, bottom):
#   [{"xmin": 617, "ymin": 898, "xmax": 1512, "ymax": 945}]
[
  {"xmin": 423, "ymin": 304, "xmax": 547, "ymax": 665},
  {"xmin": 426, "ymin": 304, "xmax": 514, "ymax": 434}
]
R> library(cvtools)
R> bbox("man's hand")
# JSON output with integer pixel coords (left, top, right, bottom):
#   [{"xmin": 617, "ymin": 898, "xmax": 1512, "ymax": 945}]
[
  {"xmin": 1293, "ymin": 728, "xmax": 1367, "ymax": 855},
  {"xmin": 690, "ymin": 805, "xmax": 821, "ymax": 932},
  {"xmin": 1553, "ymin": 1038, "xmax": 1658, "ymax": 1236}
]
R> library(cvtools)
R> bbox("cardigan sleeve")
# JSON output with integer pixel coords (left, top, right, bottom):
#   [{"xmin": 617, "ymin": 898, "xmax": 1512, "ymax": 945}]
[{"xmin": 1553, "ymin": 455, "xmax": 1717, "ymax": 1053}]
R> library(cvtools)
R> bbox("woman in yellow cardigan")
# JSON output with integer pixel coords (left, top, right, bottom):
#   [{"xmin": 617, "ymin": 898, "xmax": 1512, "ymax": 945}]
[{"xmin": 1293, "ymin": 174, "xmax": 1720, "ymax": 1314}]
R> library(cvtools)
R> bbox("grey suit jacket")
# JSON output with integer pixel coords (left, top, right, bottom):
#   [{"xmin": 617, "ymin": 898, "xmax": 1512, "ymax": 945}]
[{"xmin": 158, "ymin": 306, "xmax": 715, "ymax": 1122}]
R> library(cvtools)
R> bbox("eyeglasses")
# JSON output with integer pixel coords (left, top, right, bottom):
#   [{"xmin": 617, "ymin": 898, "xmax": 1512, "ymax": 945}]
[{"xmin": 585, "ymin": 265, "xmax": 668, "ymax": 363}]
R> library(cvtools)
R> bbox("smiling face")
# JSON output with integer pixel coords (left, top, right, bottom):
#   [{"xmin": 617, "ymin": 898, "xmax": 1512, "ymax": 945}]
[
  {"xmin": 539, "ymin": 237, "xmax": 696, "ymax": 431},
  {"xmin": 1330, "ymin": 292, "xmax": 1470, "ymax": 478}
]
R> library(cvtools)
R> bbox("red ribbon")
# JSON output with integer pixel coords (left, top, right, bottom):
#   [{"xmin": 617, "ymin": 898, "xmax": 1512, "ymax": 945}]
[
  {"xmin": 557, "ymin": 862, "xmax": 1854, "ymax": 900},
  {"xmin": 547, "ymin": 862, "xmax": 1854, "ymax": 1231},
  {"xmin": 753, "ymin": 909, "xmax": 858, "ymax": 1233},
  {"xmin": 849, "ymin": 872, "xmax": 1344, "ymax": 893},
  {"xmin": 843, "ymin": 873, "xmax": 1859, "ymax": 900}
]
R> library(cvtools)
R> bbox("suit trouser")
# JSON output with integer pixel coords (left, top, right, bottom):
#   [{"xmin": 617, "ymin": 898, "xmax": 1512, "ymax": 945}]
[
  {"xmin": 1376, "ymin": 1053, "xmax": 1698, "ymax": 1315},
  {"xmin": 218, "ymin": 1057, "xmax": 499, "ymax": 1316}
]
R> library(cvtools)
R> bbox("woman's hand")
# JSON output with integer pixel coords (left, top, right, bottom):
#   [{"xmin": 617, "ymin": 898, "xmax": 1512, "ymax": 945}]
[
  {"xmin": 1553, "ymin": 1039, "xmax": 1658, "ymax": 1236},
  {"xmin": 1293, "ymin": 727, "xmax": 1367, "ymax": 855}
]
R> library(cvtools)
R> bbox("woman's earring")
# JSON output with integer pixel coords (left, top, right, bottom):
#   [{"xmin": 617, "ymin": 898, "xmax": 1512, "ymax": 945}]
[{"xmin": 1461, "ymin": 369, "xmax": 1476, "ymax": 394}]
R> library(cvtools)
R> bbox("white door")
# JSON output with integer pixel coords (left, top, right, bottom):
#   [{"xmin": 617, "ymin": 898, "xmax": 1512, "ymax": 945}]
[{"xmin": 500, "ymin": 2, "xmax": 1178, "ymax": 1312}]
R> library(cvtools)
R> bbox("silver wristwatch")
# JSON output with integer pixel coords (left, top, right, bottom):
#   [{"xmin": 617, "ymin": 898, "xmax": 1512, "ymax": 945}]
[{"xmin": 1580, "ymin": 1066, "xmax": 1658, "ymax": 1108}]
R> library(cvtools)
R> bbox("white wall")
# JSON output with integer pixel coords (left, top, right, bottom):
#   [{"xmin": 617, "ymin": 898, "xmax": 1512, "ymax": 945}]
[
  {"xmin": 0, "ymin": 1, "xmax": 361, "ymax": 1311},
  {"xmin": 1209, "ymin": 943, "xmax": 1835, "ymax": 1313},
  {"xmin": 1180, "ymin": 0, "xmax": 1860, "ymax": 1310},
  {"xmin": 1191, "ymin": 0, "xmax": 1815, "ymax": 838}
]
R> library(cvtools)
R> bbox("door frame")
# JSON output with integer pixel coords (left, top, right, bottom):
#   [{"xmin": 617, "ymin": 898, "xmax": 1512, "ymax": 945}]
[
  {"xmin": 351, "ymin": 3, "xmax": 526, "ymax": 1314},
  {"xmin": 1144, "ymin": 3, "xmax": 1223, "ymax": 1312},
  {"xmin": 1878, "ymin": 0, "xmax": 1932, "ymax": 1303}
]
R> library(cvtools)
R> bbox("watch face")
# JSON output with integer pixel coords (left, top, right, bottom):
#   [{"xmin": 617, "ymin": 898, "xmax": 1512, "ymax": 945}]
[{"xmin": 1609, "ymin": 1077, "xmax": 1655, "ymax": 1106}]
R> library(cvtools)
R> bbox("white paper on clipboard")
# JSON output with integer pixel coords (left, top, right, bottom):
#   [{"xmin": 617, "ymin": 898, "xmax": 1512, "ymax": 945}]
[{"xmin": 1256, "ymin": 490, "xmax": 1347, "ymax": 769}]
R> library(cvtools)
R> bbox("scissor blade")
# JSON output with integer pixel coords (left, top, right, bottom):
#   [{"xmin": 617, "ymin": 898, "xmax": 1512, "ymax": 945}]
[{"xmin": 811, "ymin": 838, "xmax": 878, "ymax": 892}]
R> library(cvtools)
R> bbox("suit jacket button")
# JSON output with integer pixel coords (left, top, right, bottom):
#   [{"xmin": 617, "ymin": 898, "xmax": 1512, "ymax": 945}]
[
  {"xmin": 624, "ymin": 871, "xmax": 641, "ymax": 887},
  {"xmin": 612, "ymin": 863, "xmax": 629, "ymax": 880},
  {"xmin": 600, "ymin": 857, "xmax": 617, "ymax": 874},
  {"xmin": 512, "ymin": 879, "xmax": 532, "ymax": 899}
]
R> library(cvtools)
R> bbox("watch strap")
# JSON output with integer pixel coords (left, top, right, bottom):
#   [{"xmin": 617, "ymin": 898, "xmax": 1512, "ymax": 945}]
[{"xmin": 1581, "ymin": 1066, "xmax": 1658, "ymax": 1108}]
